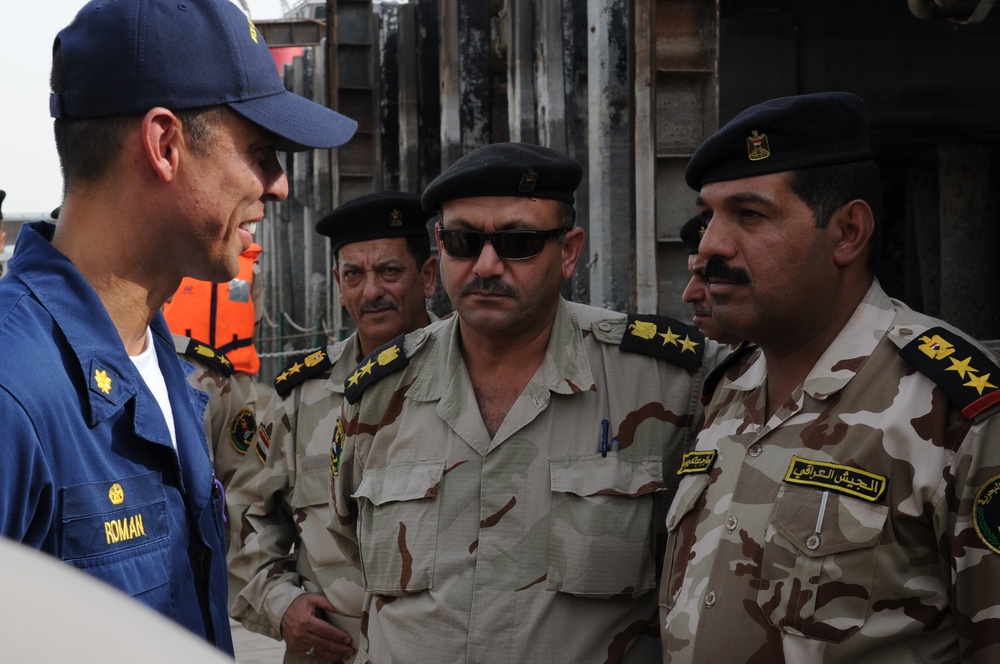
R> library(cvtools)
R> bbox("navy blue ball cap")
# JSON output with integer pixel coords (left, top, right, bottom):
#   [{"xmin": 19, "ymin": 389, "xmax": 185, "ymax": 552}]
[
  {"xmin": 49, "ymin": 0, "xmax": 357, "ymax": 152},
  {"xmin": 679, "ymin": 215, "xmax": 706, "ymax": 255},
  {"xmin": 685, "ymin": 92, "xmax": 874, "ymax": 190},
  {"xmin": 316, "ymin": 191, "xmax": 432, "ymax": 255},
  {"xmin": 421, "ymin": 142, "xmax": 583, "ymax": 212}
]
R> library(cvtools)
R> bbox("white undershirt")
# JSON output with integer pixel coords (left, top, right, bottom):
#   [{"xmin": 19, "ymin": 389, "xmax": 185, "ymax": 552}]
[{"xmin": 129, "ymin": 327, "xmax": 178, "ymax": 450}]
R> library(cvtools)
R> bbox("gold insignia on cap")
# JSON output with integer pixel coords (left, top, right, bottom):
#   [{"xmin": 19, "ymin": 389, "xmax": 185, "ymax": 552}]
[
  {"xmin": 108, "ymin": 483, "xmax": 125, "ymax": 506},
  {"xmin": 248, "ymin": 17, "xmax": 259, "ymax": 43},
  {"xmin": 94, "ymin": 369, "xmax": 113, "ymax": 395},
  {"xmin": 389, "ymin": 209, "xmax": 403, "ymax": 227},
  {"xmin": 518, "ymin": 169, "xmax": 538, "ymax": 193},
  {"xmin": 747, "ymin": 130, "xmax": 771, "ymax": 161}
]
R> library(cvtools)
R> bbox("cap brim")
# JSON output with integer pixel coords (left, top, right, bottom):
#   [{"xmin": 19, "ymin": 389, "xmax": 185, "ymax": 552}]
[{"xmin": 229, "ymin": 90, "xmax": 357, "ymax": 152}]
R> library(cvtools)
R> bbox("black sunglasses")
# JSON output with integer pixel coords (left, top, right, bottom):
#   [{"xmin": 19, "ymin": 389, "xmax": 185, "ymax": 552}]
[{"xmin": 437, "ymin": 226, "xmax": 570, "ymax": 260}]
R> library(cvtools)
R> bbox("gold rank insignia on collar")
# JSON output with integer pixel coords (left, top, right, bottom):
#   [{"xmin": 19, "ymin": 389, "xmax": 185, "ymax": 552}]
[
  {"xmin": 619, "ymin": 314, "xmax": 705, "ymax": 372},
  {"xmin": 274, "ymin": 347, "xmax": 333, "ymax": 398},
  {"xmin": 89, "ymin": 362, "xmax": 118, "ymax": 401},
  {"xmin": 344, "ymin": 335, "xmax": 409, "ymax": 405},
  {"xmin": 899, "ymin": 326, "xmax": 1000, "ymax": 420}
]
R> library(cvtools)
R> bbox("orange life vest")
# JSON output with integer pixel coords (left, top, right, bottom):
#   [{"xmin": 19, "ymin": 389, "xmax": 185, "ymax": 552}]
[{"xmin": 164, "ymin": 244, "xmax": 262, "ymax": 375}]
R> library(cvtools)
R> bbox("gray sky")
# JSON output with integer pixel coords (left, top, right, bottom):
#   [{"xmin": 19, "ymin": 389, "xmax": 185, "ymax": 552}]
[{"xmin": 0, "ymin": 0, "xmax": 287, "ymax": 216}]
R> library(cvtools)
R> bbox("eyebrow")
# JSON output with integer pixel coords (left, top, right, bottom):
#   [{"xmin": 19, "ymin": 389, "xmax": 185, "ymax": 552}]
[{"xmin": 696, "ymin": 191, "xmax": 777, "ymax": 209}]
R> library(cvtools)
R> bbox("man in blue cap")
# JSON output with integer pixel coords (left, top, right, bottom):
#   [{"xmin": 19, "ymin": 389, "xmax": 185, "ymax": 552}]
[
  {"xmin": 660, "ymin": 92, "xmax": 1000, "ymax": 663},
  {"xmin": 0, "ymin": 0, "xmax": 356, "ymax": 654}
]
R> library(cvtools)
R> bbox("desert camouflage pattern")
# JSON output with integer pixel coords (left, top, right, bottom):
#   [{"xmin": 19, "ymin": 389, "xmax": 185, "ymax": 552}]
[
  {"xmin": 173, "ymin": 333, "xmax": 253, "ymax": 492},
  {"xmin": 329, "ymin": 299, "xmax": 728, "ymax": 664},
  {"xmin": 660, "ymin": 281, "xmax": 1000, "ymax": 663},
  {"xmin": 228, "ymin": 335, "xmax": 367, "ymax": 664}
]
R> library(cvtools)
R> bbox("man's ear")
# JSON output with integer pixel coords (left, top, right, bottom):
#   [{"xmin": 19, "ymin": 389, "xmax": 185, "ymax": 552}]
[
  {"xmin": 141, "ymin": 107, "xmax": 183, "ymax": 183},
  {"xmin": 831, "ymin": 199, "xmax": 875, "ymax": 268},
  {"xmin": 421, "ymin": 256, "xmax": 439, "ymax": 298},
  {"xmin": 560, "ymin": 226, "xmax": 586, "ymax": 280}
]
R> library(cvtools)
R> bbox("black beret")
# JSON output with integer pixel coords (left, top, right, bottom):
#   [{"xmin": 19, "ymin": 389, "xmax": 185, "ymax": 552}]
[
  {"xmin": 0, "ymin": 190, "xmax": 5, "ymax": 221},
  {"xmin": 315, "ymin": 191, "xmax": 432, "ymax": 255},
  {"xmin": 685, "ymin": 92, "xmax": 875, "ymax": 190},
  {"xmin": 421, "ymin": 142, "xmax": 583, "ymax": 212},
  {"xmin": 679, "ymin": 215, "xmax": 706, "ymax": 255}
]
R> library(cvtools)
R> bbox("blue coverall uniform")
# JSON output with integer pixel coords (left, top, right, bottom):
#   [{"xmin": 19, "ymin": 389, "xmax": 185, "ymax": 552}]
[{"xmin": 0, "ymin": 222, "xmax": 233, "ymax": 654}]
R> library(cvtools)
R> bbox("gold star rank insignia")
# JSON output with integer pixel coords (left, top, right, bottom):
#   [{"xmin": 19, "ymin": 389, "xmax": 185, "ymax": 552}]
[
  {"xmin": 345, "ymin": 335, "xmax": 411, "ymax": 405},
  {"xmin": 273, "ymin": 347, "xmax": 334, "ymax": 397},
  {"xmin": 900, "ymin": 326, "xmax": 1000, "ymax": 420},
  {"xmin": 619, "ymin": 314, "xmax": 705, "ymax": 372}
]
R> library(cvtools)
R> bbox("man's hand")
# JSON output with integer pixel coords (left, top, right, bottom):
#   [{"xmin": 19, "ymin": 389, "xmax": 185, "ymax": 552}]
[{"xmin": 280, "ymin": 592, "xmax": 354, "ymax": 662}]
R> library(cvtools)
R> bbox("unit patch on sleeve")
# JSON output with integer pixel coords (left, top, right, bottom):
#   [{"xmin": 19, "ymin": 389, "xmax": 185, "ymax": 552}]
[
  {"xmin": 677, "ymin": 450, "xmax": 718, "ymax": 475},
  {"xmin": 229, "ymin": 406, "xmax": 256, "ymax": 454},
  {"xmin": 344, "ymin": 335, "xmax": 409, "ymax": 404},
  {"xmin": 899, "ymin": 326, "xmax": 1000, "ymax": 420},
  {"xmin": 619, "ymin": 314, "xmax": 705, "ymax": 372},
  {"xmin": 331, "ymin": 416, "xmax": 345, "ymax": 476},
  {"xmin": 974, "ymin": 474, "xmax": 1000, "ymax": 554},
  {"xmin": 274, "ymin": 347, "xmax": 333, "ymax": 398},
  {"xmin": 784, "ymin": 456, "xmax": 887, "ymax": 502},
  {"xmin": 255, "ymin": 422, "xmax": 271, "ymax": 464}
]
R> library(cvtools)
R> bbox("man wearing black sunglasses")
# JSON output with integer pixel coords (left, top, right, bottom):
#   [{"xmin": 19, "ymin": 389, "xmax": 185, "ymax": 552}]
[{"xmin": 328, "ymin": 142, "xmax": 727, "ymax": 664}]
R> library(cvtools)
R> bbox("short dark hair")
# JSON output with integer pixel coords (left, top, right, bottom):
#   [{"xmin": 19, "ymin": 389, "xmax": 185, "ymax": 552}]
[
  {"xmin": 51, "ymin": 43, "xmax": 222, "ymax": 191},
  {"xmin": 788, "ymin": 160, "xmax": 883, "ymax": 273}
]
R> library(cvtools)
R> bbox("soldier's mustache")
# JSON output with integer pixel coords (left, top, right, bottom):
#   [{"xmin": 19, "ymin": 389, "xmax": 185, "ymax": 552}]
[
  {"xmin": 704, "ymin": 257, "xmax": 750, "ymax": 285},
  {"xmin": 461, "ymin": 277, "xmax": 518, "ymax": 298},
  {"xmin": 358, "ymin": 297, "xmax": 397, "ymax": 314}
]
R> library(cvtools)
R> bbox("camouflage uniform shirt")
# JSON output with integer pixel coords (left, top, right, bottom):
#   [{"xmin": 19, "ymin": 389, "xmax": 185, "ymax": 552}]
[
  {"xmin": 330, "ymin": 299, "xmax": 726, "ymax": 664},
  {"xmin": 660, "ymin": 282, "xmax": 1000, "ymax": 663},
  {"xmin": 228, "ymin": 334, "xmax": 369, "ymax": 662}
]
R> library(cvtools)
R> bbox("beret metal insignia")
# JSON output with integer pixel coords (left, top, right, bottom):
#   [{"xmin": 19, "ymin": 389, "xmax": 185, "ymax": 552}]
[
  {"xmin": 229, "ymin": 407, "xmax": 256, "ymax": 454},
  {"xmin": 389, "ymin": 208, "xmax": 403, "ymax": 227},
  {"xmin": 620, "ymin": 313, "xmax": 705, "ymax": 372},
  {"xmin": 784, "ymin": 456, "xmax": 887, "ymax": 502},
  {"xmin": 974, "ymin": 475, "xmax": 1000, "ymax": 554},
  {"xmin": 899, "ymin": 326, "xmax": 1000, "ymax": 420},
  {"xmin": 519, "ymin": 169, "xmax": 538, "ymax": 193},
  {"xmin": 746, "ymin": 130, "xmax": 770, "ymax": 161}
]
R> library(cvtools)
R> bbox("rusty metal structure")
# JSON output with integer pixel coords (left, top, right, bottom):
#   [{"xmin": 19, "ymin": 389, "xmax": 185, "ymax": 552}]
[{"xmin": 252, "ymin": 0, "xmax": 1000, "ymax": 381}]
